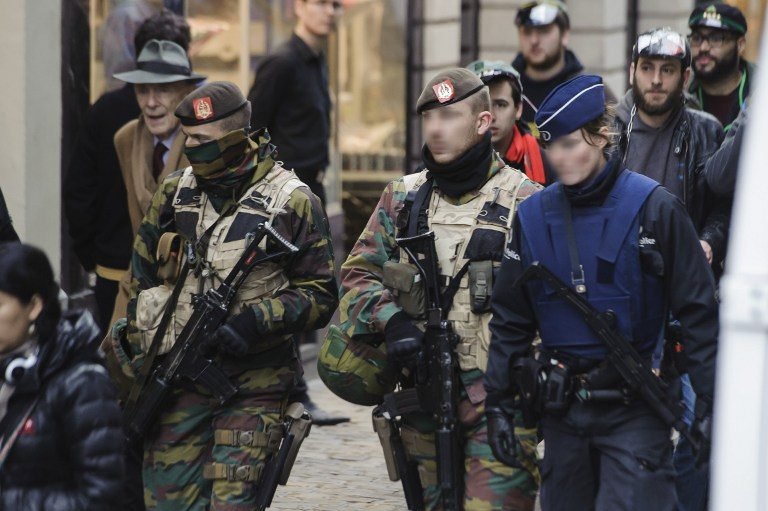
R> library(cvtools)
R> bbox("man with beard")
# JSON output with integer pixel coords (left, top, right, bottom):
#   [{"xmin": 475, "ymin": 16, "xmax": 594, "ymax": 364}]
[
  {"xmin": 616, "ymin": 27, "xmax": 726, "ymax": 273},
  {"xmin": 334, "ymin": 68, "xmax": 542, "ymax": 510},
  {"xmin": 688, "ymin": 2, "xmax": 754, "ymax": 132},
  {"xmin": 511, "ymin": 1, "xmax": 615, "ymax": 131},
  {"xmin": 615, "ymin": 28, "xmax": 726, "ymax": 511}
]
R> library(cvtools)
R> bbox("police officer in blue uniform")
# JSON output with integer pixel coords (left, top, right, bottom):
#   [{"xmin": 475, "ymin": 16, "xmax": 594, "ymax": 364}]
[{"xmin": 483, "ymin": 75, "xmax": 718, "ymax": 510}]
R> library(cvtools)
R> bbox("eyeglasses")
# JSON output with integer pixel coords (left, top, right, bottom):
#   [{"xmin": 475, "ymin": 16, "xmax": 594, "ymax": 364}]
[
  {"xmin": 688, "ymin": 31, "xmax": 734, "ymax": 48},
  {"xmin": 305, "ymin": 0, "xmax": 344, "ymax": 10},
  {"xmin": 515, "ymin": 2, "xmax": 566, "ymax": 27}
]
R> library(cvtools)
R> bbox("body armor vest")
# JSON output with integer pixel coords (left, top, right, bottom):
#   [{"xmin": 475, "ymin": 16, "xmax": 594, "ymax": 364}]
[
  {"xmin": 517, "ymin": 169, "xmax": 665, "ymax": 359},
  {"xmin": 136, "ymin": 163, "xmax": 306, "ymax": 354},
  {"xmin": 397, "ymin": 166, "xmax": 530, "ymax": 372}
]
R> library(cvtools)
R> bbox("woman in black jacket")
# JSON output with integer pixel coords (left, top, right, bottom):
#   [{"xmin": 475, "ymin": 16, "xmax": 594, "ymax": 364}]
[{"xmin": 0, "ymin": 242, "xmax": 124, "ymax": 510}]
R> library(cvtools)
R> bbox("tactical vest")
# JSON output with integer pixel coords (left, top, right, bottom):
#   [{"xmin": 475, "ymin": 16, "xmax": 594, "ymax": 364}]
[
  {"xmin": 148, "ymin": 164, "xmax": 305, "ymax": 353},
  {"xmin": 517, "ymin": 169, "xmax": 665, "ymax": 359},
  {"xmin": 394, "ymin": 167, "xmax": 530, "ymax": 372}
]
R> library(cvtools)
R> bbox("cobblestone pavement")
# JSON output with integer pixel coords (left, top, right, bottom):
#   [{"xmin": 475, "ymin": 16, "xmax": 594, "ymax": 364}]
[{"xmin": 270, "ymin": 376, "xmax": 405, "ymax": 510}]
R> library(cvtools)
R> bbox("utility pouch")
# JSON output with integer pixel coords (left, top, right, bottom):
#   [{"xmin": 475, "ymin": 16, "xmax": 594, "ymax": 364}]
[
  {"xmin": 372, "ymin": 410, "xmax": 401, "ymax": 481},
  {"xmin": 156, "ymin": 232, "xmax": 184, "ymax": 285},
  {"xmin": 135, "ymin": 285, "xmax": 177, "ymax": 355},
  {"xmin": 468, "ymin": 260, "xmax": 494, "ymax": 313},
  {"xmin": 543, "ymin": 361, "xmax": 572, "ymax": 416},
  {"xmin": 383, "ymin": 260, "xmax": 425, "ymax": 318},
  {"xmin": 279, "ymin": 402, "xmax": 312, "ymax": 485}
]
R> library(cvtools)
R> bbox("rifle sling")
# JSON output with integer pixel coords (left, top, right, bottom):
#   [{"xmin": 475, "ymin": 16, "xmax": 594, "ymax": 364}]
[
  {"xmin": 124, "ymin": 262, "xmax": 190, "ymax": 414},
  {"xmin": 404, "ymin": 178, "xmax": 470, "ymax": 318}
]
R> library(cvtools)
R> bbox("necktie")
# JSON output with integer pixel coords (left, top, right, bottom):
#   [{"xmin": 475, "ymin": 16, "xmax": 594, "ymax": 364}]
[{"xmin": 152, "ymin": 141, "xmax": 168, "ymax": 180}]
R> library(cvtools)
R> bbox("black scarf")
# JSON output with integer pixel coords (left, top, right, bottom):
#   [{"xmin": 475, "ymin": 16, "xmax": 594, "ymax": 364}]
[{"xmin": 422, "ymin": 132, "xmax": 493, "ymax": 198}]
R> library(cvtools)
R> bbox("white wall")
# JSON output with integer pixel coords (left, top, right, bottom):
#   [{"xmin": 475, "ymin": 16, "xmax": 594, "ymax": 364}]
[{"xmin": 0, "ymin": 1, "xmax": 62, "ymax": 276}]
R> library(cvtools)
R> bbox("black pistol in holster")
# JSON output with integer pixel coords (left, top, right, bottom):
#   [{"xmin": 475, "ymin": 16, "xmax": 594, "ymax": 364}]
[
  {"xmin": 515, "ymin": 261, "xmax": 706, "ymax": 455},
  {"xmin": 510, "ymin": 357, "xmax": 548, "ymax": 428},
  {"xmin": 123, "ymin": 222, "xmax": 299, "ymax": 442},
  {"xmin": 254, "ymin": 402, "xmax": 313, "ymax": 510},
  {"xmin": 384, "ymin": 230, "xmax": 464, "ymax": 511}
]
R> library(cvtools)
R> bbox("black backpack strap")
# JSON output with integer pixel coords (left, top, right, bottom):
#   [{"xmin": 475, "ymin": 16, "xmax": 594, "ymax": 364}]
[{"xmin": 407, "ymin": 178, "xmax": 434, "ymax": 238}]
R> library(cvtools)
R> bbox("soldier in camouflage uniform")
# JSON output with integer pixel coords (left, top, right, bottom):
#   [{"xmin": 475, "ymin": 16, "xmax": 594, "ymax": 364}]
[
  {"xmin": 114, "ymin": 81, "xmax": 338, "ymax": 511},
  {"xmin": 336, "ymin": 68, "xmax": 542, "ymax": 510}
]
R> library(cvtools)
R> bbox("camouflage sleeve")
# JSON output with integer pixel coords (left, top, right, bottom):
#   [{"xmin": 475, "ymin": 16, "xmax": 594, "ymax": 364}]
[
  {"xmin": 125, "ymin": 173, "xmax": 182, "ymax": 364},
  {"xmin": 246, "ymin": 187, "xmax": 338, "ymax": 335},
  {"xmin": 338, "ymin": 178, "xmax": 407, "ymax": 339}
]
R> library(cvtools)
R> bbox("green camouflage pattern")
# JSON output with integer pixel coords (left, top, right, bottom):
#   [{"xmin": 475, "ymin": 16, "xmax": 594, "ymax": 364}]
[
  {"xmin": 123, "ymin": 131, "xmax": 338, "ymax": 509},
  {"xmin": 143, "ymin": 364, "xmax": 297, "ymax": 511},
  {"xmin": 317, "ymin": 325, "xmax": 398, "ymax": 405},
  {"xmin": 124, "ymin": 131, "xmax": 338, "ymax": 373},
  {"xmin": 337, "ymin": 154, "xmax": 538, "ymax": 338},
  {"xmin": 332, "ymin": 155, "xmax": 542, "ymax": 507},
  {"xmin": 401, "ymin": 371, "xmax": 539, "ymax": 511}
]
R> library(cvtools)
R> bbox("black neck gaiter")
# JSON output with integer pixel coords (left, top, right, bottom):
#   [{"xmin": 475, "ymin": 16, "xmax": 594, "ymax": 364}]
[
  {"xmin": 422, "ymin": 132, "xmax": 493, "ymax": 198},
  {"xmin": 564, "ymin": 157, "xmax": 622, "ymax": 207}
]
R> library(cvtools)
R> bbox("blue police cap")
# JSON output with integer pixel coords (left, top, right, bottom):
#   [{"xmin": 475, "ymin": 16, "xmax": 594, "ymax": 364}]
[{"xmin": 534, "ymin": 74, "xmax": 605, "ymax": 142}]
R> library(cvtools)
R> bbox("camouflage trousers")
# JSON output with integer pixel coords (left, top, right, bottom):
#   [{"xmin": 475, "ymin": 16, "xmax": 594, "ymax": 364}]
[
  {"xmin": 142, "ymin": 365, "xmax": 296, "ymax": 511},
  {"xmin": 400, "ymin": 370, "xmax": 540, "ymax": 511}
]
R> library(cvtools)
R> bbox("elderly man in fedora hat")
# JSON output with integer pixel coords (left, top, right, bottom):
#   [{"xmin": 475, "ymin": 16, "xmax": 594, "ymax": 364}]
[
  {"xmin": 107, "ymin": 39, "xmax": 205, "ymax": 331},
  {"xmin": 113, "ymin": 39, "xmax": 205, "ymax": 237}
]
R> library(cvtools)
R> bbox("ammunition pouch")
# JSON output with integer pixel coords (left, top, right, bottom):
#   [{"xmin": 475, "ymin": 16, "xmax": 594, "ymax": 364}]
[
  {"xmin": 383, "ymin": 260, "xmax": 425, "ymax": 318},
  {"xmin": 468, "ymin": 260, "xmax": 493, "ymax": 313}
]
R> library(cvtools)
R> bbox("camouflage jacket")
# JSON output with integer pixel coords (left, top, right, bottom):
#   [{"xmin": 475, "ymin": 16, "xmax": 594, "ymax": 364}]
[
  {"xmin": 339, "ymin": 154, "xmax": 542, "ymax": 344},
  {"xmin": 125, "ymin": 139, "xmax": 338, "ymax": 372}
]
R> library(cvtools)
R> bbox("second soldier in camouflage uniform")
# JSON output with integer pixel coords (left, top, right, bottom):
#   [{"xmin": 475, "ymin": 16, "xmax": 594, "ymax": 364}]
[
  {"xmin": 337, "ymin": 68, "xmax": 542, "ymax": 510},
  {"xmin": 114, "ymin": 81, "xmax": 338, "ymax": 511}
]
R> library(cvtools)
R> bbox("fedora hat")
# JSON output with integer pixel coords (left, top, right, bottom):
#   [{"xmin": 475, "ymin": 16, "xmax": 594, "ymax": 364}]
[{"xmin": 113, "ymin": 39, "xmax": 205, "ymax": 84}]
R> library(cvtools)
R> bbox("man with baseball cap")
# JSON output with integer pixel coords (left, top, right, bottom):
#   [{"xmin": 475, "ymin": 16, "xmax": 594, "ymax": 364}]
[
  {"xmin": 117, "ymin": 81, "xmax": 338, "ymax": 509},
  {"xmin": 336, "ymin": 68, "xmax": 542, "ymax": 510},
  {"xmin": 467, "ymin": 60, "xmax": 549, "ymax": 184},
  {"xmin": 688, "ymin": 1, "xmax": 754, "ymax": 132}
]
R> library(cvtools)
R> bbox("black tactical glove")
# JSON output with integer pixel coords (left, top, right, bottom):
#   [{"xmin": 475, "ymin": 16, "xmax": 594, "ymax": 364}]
[
  {"xmin": 691, "ymin": 413, "xmax": 712, "ymax": 469},
  {"xmin": 691, "ymin": 397, "xmax": 713, "ymax": 469},
  {"xmin": 384, "ymin": 312, "xmax": 424, "ymax": 364},
  {"xmin": 486, "ymin": 406, "xmax": 524, "ymax": 469},
  {"xmin": 203, "ymin": 309, "xmax": 259, "ymax": 356}
]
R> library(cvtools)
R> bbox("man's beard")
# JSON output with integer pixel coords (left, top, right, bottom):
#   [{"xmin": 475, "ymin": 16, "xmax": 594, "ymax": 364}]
[
  {"xmin": 527, "ymin": 47, "xmax": 564, "ymax": 73},
  {"xmin": 695, "ymin": 48, "xmax": 740, "ymax": 84},
  {"xmin": 632, "ymin": 78, "xmax": 684, "ymax": 116}
]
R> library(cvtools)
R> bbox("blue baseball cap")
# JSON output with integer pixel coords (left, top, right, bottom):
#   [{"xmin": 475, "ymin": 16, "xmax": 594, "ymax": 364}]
[{"xmin": 534, "ymin": 74, "xmax": 605, "ymax": 142}]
